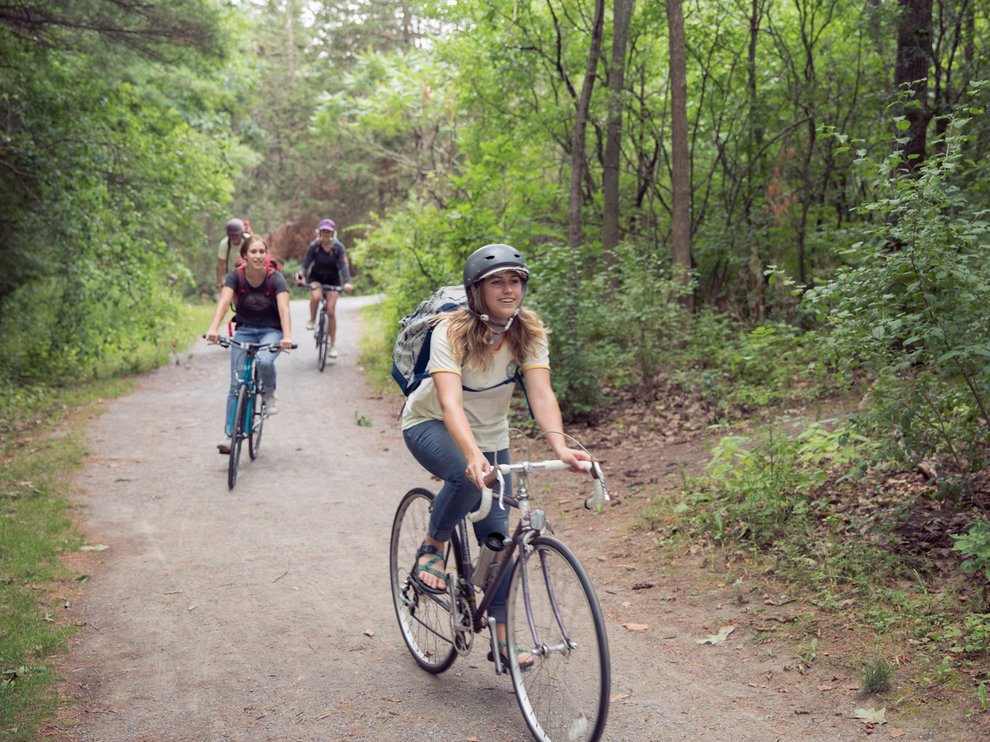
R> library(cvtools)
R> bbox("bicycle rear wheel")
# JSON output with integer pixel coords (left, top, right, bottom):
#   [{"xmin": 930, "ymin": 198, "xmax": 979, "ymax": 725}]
[
  {"xmin": 506, "ymin": 536, "xmax": 610, "ymax": 742},
  {"xmin": 228, "ymin": 386, "xmax": 248, "ymax": 489},
  {"xmin": 317, "ymin": 311, "xmax": 328, "ymax": 371},
  {"xmin": 248, "ymin": 389, "xmax": 265, "ymax": 460},
  {"xmin": 389, "ymin": 487, "xmax": 459, "ymax": 673}
]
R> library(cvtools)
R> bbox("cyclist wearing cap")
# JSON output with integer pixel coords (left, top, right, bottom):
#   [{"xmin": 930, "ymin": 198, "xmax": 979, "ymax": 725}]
[
  {"xmin": 401, "ymin": 243, "xmax": 589, "ymax": 670},
  {"xmin": 296, "ymin": 218, "xmax": 353, "ymax": 358},
  {"xmin": 216, "ymin": 217, "xmax": 251, "ymax": 289}
]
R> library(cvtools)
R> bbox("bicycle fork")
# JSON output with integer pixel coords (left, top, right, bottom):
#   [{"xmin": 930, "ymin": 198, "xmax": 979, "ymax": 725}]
[{"xmin": 521, "ymin": 543, "xmax": 579, "ymax": 660}]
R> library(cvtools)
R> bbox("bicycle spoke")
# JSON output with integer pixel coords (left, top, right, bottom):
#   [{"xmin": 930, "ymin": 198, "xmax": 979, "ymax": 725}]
[
  {"xmin": 389, "ymin": 488, "xmax": 459, "ymax": 673},
  {"xmin": 507, "ymin": 537, "xmax": 610, "ymax": 742}
]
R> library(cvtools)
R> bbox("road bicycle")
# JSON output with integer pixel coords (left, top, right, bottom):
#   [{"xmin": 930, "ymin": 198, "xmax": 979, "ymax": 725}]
[
  {"xmin": 210, "ymin": 336, "xmax": 296, "ymax": 489},
  {"xmin": 312, "ymin": 283, "xmax": 342, "ymax": 371},
  {"xmin": 389, "ymin": 436, "xmax": 612, "ymax": 742}
]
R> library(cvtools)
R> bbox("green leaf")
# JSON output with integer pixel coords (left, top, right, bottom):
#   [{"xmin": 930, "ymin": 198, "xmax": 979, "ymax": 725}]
[
  {"xmin": 853, "ymin": 707, "xmax": 887, "ymax": 723},
  {"xmin": 697, "ymin": 625, "xmax": 736, "ymax": 645}
]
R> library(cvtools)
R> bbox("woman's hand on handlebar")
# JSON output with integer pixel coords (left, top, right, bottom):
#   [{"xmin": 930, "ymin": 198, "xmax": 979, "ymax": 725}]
[
  {"xmin": 204, "ymin": 329, "xmax": 220, "ymax": 344},
  {"xmin": 465, "ymin": 452, "xmax": 492, "ymax": 491},
  {"xmin": 556, "ymin": 446, "xmax": 592, "ymax": 473},
  {"xmin": 278, "ymin": 338, "xmax": 295, "ymax": 350},
  {"xmin": 343, "ymin": 282, "xmax": 354, "ymax": 293}
]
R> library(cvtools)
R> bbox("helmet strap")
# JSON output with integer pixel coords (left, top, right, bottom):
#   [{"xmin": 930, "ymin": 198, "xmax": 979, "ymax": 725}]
[{"xmin": 468, "ymin": 283, "xmax": 524, "ymax": 343}]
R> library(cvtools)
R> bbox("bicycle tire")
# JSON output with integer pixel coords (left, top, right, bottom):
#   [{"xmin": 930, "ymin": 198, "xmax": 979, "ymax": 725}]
[
  {"xmin": 248, "ymin": 389, "xmax": 265, "ymax": 460},
  {"xmin": 389, "ymin": 487, "xmax": 459, "ymax": 673},
  {"xmin": 228, "ymin": 385, "xmax": 248, "ymax": 489},
  {"xmin": 506, "ymin": 536, "xmax": 611, "ymax": 742},
  {"xmin": 317, "ymin": 311, "xmax": 328, "ymax": 371}
]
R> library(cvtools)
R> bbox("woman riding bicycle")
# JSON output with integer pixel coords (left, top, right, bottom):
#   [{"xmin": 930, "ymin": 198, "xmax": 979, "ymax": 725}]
[
  {"xmin": 296, "ymin": 218, "xmax": 353, "ymax": 358},
  {"xmin": 206, "ymin": 234, "xmax": 294, "ymax": 452},
  {"xmin": 401, "ymin": 243, "xmax": 589, "ymax": 669}
]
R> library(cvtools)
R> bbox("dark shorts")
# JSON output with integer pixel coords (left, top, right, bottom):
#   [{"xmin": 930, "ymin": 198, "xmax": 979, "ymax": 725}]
[{"xmin": 310, "ymin": 274, "xmax": 341, "ymax": 289}]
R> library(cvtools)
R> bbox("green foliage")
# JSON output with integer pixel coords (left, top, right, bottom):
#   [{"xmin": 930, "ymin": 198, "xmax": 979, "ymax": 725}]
[
  {"xmin": 693, "ymin": 418, "xmax": 871, "ymax": 548},
  {"xmin": 679, "ymin": 309, "xmax": 828, "ymax": 416},
  {"xmin": 953, "ymin": 519, "xmax": 990, "ymax": 592},
  {"xmin": 0, "ymin": 8, "xmax": 246, "ymax": 385},
  {"xmin": 0, "ymin": 422, "xmax": 86, "ymax": 740},
  {"xmin": 596, "ymin": 244, "xmax": 695, "ymax": 388},
  {"xmin": 806, "ymin": 111, "xmax": 990, "ymax": 479}
]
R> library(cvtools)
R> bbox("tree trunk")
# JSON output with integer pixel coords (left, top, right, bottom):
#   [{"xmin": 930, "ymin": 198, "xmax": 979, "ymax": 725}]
[
  {"xmin": 894, "ymin": 0, "xmax": 933, "ymax": 169},
  {"xmin": 666, "ymin": 0, "xmax": 692, "ymax": 275},
  {"xmin": 568, "ymin": 0, "xmax": 606, "ymax": 249},
  {"xmin": 284, "ymin": 0, "xmax": 297, "ymax": 91},
  {"xmin": 603, "ymin": 0, "xmax": 635, "ymax": 253}
]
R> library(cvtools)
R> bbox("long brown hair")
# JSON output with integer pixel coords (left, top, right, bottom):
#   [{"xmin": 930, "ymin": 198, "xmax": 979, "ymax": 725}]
[{"xmin": 443, "ymin": 305, "xmax": 547, "ymax": 372}]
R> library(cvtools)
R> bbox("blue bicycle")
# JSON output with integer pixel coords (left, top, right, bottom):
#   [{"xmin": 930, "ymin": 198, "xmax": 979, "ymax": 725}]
[{"xmin": 211, "ymin": 336, "xmax": 296, "ymax": 489}]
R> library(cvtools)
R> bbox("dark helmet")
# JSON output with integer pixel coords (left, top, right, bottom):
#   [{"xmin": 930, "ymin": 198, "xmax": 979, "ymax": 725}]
[
  {"xmin": 462, "ymin": 244, "xmax": 529, "ymax": 290},
  {"xmin": 226, "ymin": 218, "xmax": 245, "ymax": 237}
]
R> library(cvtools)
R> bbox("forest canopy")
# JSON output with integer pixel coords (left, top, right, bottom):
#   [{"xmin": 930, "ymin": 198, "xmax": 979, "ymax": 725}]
[{"xmin": 2, "ymin": 0, "xmax": 989, "ymax": 445}]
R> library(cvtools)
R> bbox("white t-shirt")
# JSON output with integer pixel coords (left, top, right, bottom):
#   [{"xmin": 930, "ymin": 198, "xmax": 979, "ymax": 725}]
[{"xmin": 401, "ymin": 318, "xmax": 550, "ymax": 451}]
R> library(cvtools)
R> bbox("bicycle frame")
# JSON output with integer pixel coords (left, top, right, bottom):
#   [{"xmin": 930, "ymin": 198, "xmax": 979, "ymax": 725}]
[
  {"xmin": 444, "ymin": 460, "xmax": 606, "ymax": 667},
  {"xmin": 391, "ymin": 453, "xmax": 611, "ymax": 741},
  {"xmin": 226, "ymin": 347, "xmax": 263, "ymax": 439}
]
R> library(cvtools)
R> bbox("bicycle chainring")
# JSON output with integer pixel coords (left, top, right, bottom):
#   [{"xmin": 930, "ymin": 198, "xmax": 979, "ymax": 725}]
[{"xmin": 450, "ymin": 582, "xmax": 475, "ymax": 655}]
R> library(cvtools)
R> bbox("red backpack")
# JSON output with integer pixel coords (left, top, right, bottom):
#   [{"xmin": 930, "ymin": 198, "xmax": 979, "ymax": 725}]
[
  {"xmin": 235, "ymin": 252, "xmax": 283, "ymax": 273},
  {"xmin": 233, "ymin": 263, "xmax": 279, "ymax": 300}
]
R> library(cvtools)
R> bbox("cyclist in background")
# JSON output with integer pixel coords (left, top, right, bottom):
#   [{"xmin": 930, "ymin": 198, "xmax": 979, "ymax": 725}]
[
  {"xmin": 216, "ymin": 217, "xmax": 251, "ymax": 289},
  {"xmin": 296, "ymin": 218, "xmax": 353, "ymax": 358},
  {"xmin": 206, "ymin": 234, "xmax": 294, "ymax": 453},
  {"xmin": 401, "ymin": 243, "xmax": 589, "ymax": 669}
]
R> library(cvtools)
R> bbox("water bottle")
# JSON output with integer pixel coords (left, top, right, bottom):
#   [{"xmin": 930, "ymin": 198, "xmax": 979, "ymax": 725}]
[{"xmin": 472, "ymin": 533, "xmax": 506, "ymax": 589}]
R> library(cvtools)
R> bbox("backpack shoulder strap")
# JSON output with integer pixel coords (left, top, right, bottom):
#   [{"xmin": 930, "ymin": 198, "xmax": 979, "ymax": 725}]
[{"xmin": 235, "ymin": 265, "xmax": 277, "ymax": 297}]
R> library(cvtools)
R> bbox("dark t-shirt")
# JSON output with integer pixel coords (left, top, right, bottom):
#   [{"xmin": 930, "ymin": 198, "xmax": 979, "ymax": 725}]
[
  {"xmin": 303, "ymin": 239, "xmax": 350, "ymax": 285},
  {"xmin": 223, "ymin": 269, "xmax": 289, "ymax": 329}
]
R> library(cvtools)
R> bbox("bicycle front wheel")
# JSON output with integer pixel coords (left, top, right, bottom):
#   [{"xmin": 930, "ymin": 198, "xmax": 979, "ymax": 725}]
[
  {"xmin": 228, "ymin": 386, "xmax": 248, "ymax": 489},
  {"xmin": 248, "ymin": 389, "xmax": 265, "ymax": 460},
  {"xmin": 389, "ymin": 487, "xmax": 459, "ymax": 674},
  {"xmin": 317, "ymin": 312, "xmax": 328, "ymax": 371},
  {"xmin": 506, "ymin": 536, "xmax": 610, "ymax": 742}
]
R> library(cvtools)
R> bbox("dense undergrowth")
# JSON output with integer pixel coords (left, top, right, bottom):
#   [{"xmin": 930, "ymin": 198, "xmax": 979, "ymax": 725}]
[{"xmin": 632, "ymin": 372, "xmax": 990, "ymax": 718}]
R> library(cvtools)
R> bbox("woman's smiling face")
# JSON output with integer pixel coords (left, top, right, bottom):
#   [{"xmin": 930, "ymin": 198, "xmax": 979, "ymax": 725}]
[
  {"xmin": 480, "ymin": 270, "xmax": 526, "ymax": 321},
  {"xmin": 245, "ymin": 239, "xmax": 268, "ymax": 269}
]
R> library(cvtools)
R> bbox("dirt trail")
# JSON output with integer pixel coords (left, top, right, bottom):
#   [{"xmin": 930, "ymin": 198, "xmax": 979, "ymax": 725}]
[{"xmin": 50, "ymin": 296, "xmax": 951, "ymax": 741}]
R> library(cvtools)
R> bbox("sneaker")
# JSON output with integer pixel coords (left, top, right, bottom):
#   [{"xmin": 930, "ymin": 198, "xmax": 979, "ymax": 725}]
[
  {"xmin": 264, "ymin": 392, "xmax": 278, "ymax": 415},
  {"xmin": 217, "ymin": 442, "xmax": 231, "ymax": 455},
  {"xmin": 328, "ymin": 345, "xmax": 339, "ymax": 358},
  {"xmin": 306, "ymin": 319, "xmax": 315, "ymax": 331}
]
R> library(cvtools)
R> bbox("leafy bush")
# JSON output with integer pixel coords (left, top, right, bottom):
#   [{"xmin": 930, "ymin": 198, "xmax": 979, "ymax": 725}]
[
  {"xmin": 806, "ymin": 112, "xmax": 990, "ymax": 482},
  {"xmin": 691, "ymin": 418, "xmax": 871, "ymax": 548},
  {"xmin": 953, "ymin": 519, "xmax": 990, "ymax": 600},
  {"xmin": 675, "ymin": 308, "xmax": 829, "ymax": 417}
]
